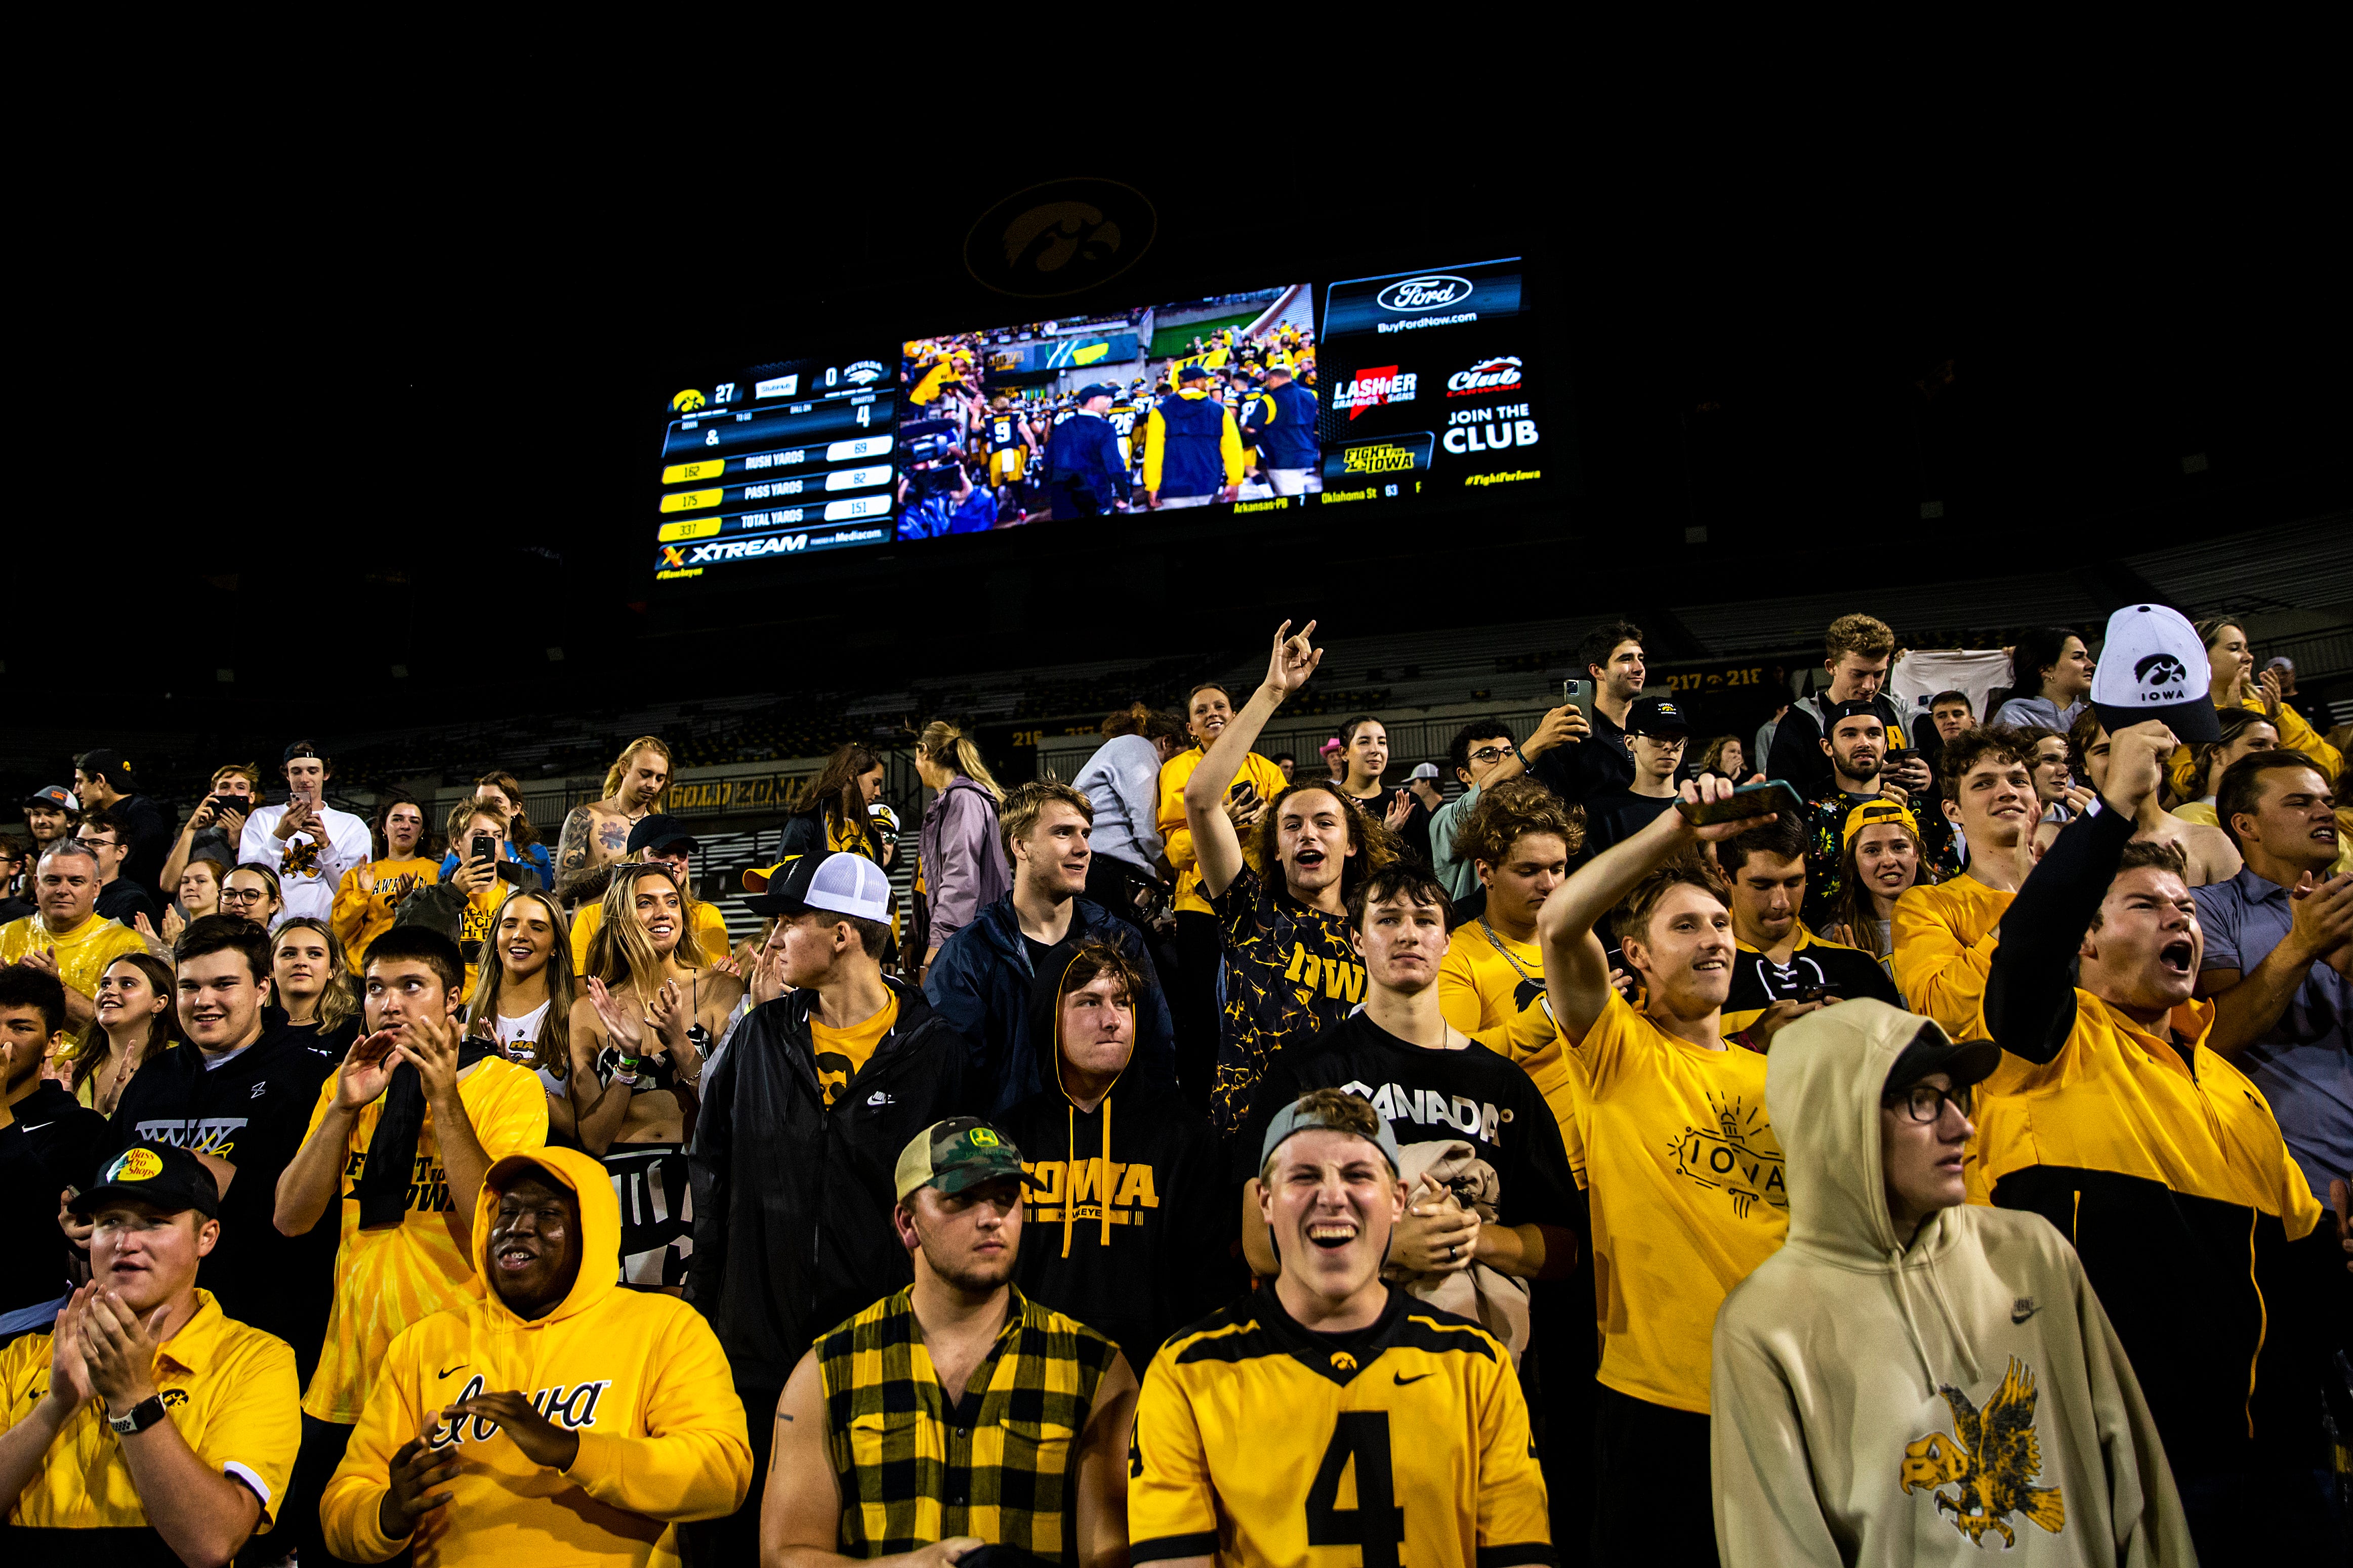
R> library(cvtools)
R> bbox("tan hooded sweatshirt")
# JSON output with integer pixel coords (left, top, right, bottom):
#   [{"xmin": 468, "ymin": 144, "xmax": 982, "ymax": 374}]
[{"xmin": 1710, "ymin": 1000, "xmax": 2194, "ymax": 1566}]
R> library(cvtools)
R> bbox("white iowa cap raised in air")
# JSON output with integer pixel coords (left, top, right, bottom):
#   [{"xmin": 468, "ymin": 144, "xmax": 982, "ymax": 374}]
[{"xmin": 2089, "ymin": 604, "xmax": 2222, "ymax": 744}]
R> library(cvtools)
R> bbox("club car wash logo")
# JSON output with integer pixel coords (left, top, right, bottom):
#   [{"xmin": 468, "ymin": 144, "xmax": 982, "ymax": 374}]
[
  {"xmin": 1377, "ymin": 274, "xmax": 1474, "ymax": 313},
  {"xmin": 1447, "ymin": 356, "xmax": 1523, "ymax": 397},
  {"xmin": 1333, "ymin": 366, "xmax": 1419, "ymax": 419}
]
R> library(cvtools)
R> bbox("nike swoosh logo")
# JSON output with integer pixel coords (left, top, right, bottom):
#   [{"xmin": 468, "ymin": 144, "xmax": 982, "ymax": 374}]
[
  {"xmin": 438, "ymin": 1365, "xmax": 467, "ymax": 1379},
  {"xmin": 1393, "ymin": 1372, "xmax": 1433, "ymax": 1386},
  {"xmin": 2010, "ymin": 1306, "xmax": 2039, "ymax": 1324}
]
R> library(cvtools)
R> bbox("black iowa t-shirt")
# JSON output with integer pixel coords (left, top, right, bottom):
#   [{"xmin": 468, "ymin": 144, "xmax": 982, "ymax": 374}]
[
  {"xmin": 1208, "ymin": 863, "xmax": 1365, "ymax": 1136},
  {"xmin": 1243, "ymin": 1012, "xmax": 1577, "ymax": 1231}
]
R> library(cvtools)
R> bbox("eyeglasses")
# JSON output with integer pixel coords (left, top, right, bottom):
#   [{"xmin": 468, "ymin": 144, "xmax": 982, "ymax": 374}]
[
  {"xmin": 220, "ymin": 887, "xmax": 269, "ymax": 905},
  {"xmin": 1885, "ymin": 1082, "xmax": 1973, "ymax": 1123},
  {"xmin": 1467, "ymin": 745, "xmax": 1517, "ymax": 765}
]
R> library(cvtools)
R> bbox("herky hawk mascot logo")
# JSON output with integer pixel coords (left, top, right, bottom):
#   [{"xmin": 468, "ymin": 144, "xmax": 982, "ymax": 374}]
[
  {"xmin": 1901, "ymin": 1357, "xmax": 2067, "ymax": 1548},
  {"xmin": 2134, "ymin": 651, "xmax": 2191, "ymax": 694}
]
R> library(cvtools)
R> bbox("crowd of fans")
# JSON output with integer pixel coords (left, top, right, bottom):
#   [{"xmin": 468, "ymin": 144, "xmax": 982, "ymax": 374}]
[
  {"xmin": 1, "ymin": 604, "xmax": 2348, "ymax": 1566},
  {"xmin": 896, "ymin": 317, "xmax": 1320, "ymax": 534}
]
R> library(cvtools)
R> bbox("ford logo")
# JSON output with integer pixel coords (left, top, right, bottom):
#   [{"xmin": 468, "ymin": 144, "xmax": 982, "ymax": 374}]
[{"xmin": 1377, "ymin": 275, "xmax": 1473, "ymax": 313}]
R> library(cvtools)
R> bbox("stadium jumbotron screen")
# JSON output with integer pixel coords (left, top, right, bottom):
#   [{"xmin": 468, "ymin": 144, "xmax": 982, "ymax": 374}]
[{"xmin": 650, "ymin": 257, "xmax": 1548, "ymax": 582}]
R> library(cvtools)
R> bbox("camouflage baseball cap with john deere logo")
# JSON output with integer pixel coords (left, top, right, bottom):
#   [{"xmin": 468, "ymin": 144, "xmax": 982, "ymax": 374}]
[{"xmin": 894, "ymin": 1118, "xmax": 1026, "ymax": 1203}]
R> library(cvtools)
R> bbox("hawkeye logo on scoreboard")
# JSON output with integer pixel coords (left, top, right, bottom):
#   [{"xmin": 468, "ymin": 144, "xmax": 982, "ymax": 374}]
[
  {"xmin": 1332, "ymin": 367, "xmax": 1419, "ymax": 419},
  {"xmin": 670, "ymin": 389, "xmax": 707, "ymax": 412},
  {"xmin": 1324, "ymin": 432, "xmax": 1434, "ymax": 481}
]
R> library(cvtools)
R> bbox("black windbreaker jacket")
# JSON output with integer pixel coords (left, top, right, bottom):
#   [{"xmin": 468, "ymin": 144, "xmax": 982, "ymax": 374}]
[{"xmin": 686, "ymin": 976, "xmax": 977, "ymax": 1391}]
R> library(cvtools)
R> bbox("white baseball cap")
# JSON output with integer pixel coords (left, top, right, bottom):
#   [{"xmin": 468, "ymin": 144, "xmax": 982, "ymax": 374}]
[
  {"xmin": 2089, "ymin": 604, "xmax": 2222, "ymax": 743},
  {"xmin": 742, "ymin": 850, "xmax": 894, "ymax": 920},
  {"xmin": 1409, "ymin": 762, "xmax": 1440, "ymax": 780}
]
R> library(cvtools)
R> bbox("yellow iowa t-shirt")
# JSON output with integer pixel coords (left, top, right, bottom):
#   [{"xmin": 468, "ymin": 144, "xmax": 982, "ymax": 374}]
[
  {"xmin": 811, "ymin": 994, "xmax": 899, "ymax": 1106},
  {"xmin": 1, "ymin": 912, "xmax": 145, "ymax": 1047},
  {"xmin": 299, "ymin": 1057, "xmax": 550, "ymax": 1422},
  {"xmin": 1438, "ymin": 919, "xmax": 1542, "ymax": 1038},
  {"xmin": 1567, "ymin": 989, "xmax": 1787, "ymax": 1414}
]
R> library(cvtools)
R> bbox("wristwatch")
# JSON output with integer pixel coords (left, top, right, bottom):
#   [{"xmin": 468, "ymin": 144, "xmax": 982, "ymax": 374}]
[{"xmin": 107, "ymin": 1394, "xmax": 168, "ymax": 1435}]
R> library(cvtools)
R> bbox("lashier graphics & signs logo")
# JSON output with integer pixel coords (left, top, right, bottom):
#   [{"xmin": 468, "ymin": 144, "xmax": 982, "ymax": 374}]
[{"xmin": 1332, "ymin": 367, "xmax": 1418, "ymax": 419}]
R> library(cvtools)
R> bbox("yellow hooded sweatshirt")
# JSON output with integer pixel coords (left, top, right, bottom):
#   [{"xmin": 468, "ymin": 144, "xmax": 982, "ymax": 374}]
[
  {"xmin": 321, "ymin": 1146, "xmax": 752, "ymax": 1567},
  {"xmin": 1710, "ymin": 999, "xmax": 2194, "ymax": 1565}
]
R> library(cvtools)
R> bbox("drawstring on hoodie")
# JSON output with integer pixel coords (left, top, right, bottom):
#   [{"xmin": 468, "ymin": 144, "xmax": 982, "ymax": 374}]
[
  {"xmin": 1885, "ymin": 1226, "xmax": 1982, "ymax": 1396},
  {"xmin": 1053, "ymin": 951, "xmax": 1123, "ymax": 1259},
  {"xmin": 1060, "ymin": 1096, "xmax": 1114, "ymax": 1258}
]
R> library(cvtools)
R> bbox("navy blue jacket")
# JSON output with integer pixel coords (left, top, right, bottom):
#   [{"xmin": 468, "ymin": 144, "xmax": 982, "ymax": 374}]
[
  {"xmin": 924, "ymin": 894, "xmax": 1178, "ymax": 1116},
  {"xmin": 1241, "ymin": 379, "xmax": 1319, "ymax": 468},
  {"xmin": 1045, "ymin": 410, "xmax": 1131, "ymax": 509}
]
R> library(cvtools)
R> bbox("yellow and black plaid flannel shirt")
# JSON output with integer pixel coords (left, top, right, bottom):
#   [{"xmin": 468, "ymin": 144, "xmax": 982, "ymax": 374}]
[{"xmin": 817, "ymin": 1286, "xmax": 1118, "ymax": 1560}]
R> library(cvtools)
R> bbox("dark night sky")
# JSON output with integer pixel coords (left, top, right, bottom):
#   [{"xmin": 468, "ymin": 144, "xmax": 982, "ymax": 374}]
[{"xmin": 23, "ymin": 74, "xmax": 2343, "ymax": 736}]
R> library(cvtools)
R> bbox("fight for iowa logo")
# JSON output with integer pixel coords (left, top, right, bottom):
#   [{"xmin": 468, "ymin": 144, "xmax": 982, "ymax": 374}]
[
  {"xmin": 1667, "ymin": 1090, "xmax": 1786, "ymax": 1218},
  {"xmin": 1903, "ymin": 1357, "xmax": 2067, "ymax": 1548}
]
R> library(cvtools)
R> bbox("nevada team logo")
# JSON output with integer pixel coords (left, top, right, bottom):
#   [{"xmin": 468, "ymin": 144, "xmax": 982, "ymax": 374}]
[
  {"xmin": 1332, "ymin": 367, "xmax": 1419, "ymax": 419},
  {"xmin": 1902, "ymin": 1359, "xmax": 2067, "ymax": 1548}
]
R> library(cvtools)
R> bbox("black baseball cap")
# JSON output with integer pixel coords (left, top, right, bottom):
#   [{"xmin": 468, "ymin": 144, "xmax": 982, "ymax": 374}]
[
  {"xmin": 1624, "ymin": 696, "xmax": 1690, "ymax": 738},
  {"xmin": 1883, "ymin": 1023, "xmax": 2001, "ymax": 1098},
  {"xmin": 1821, "ymin": 699, "xmax": 1886, "ymax": 732},
  {"xmin": 1075, "ymin": 382, "xmax": 1119, "ymax": 401},
  {"xmin": 71, "ymin": 1142, "xmax": 221, "ymax": 1220},
  {"xmin": 627, "ymin": 814, "xmax": 699, "ymax": 857},
  {"xmin": 76, "ymin": 750, "xmax": 135, "ymax": 782},
  {"xmin": 1176, "ymin": 362, "xmax": 1213, "ymax": 383}
]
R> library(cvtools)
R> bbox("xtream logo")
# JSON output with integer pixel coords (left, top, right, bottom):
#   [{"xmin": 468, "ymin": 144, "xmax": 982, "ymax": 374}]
[
  {"xmin": 1332, "ymin": 367, "xmax": 1418, "ymax": 419},
  {"xmin": 681, "ymin": 527, "xmax": 892, "ymax": 565}
]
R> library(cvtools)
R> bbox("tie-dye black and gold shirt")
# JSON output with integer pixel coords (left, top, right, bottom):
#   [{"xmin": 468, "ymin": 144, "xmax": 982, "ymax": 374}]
[{"xmin": 1207, "ymin": 863, "xmax": 1365, "ymax": 1135}]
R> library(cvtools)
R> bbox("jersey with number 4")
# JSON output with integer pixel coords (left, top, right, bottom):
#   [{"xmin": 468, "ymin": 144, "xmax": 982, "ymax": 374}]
[{"xmin": 1129, "ymin": 1286, "xmax": 1551, "ymax": 1568}]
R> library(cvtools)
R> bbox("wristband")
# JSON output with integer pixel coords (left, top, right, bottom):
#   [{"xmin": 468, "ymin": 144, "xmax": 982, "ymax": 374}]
[{"xmin": 107, "ymin": 1394, "xmax": 168, "ymax": 1435}]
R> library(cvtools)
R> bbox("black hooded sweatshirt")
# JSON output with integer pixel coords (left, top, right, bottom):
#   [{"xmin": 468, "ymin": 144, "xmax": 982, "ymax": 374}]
[
  {"xmin": 687, "ymin": 976, "xmax": 978, "ymax": 1393},
  {"xmin": 108, "ymin": 1026, "xmax": 343, "ymax": 1382},
  {"xmin": 1000, "ymin": 951, "xmax": 1230, "ymax": 1366}
]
